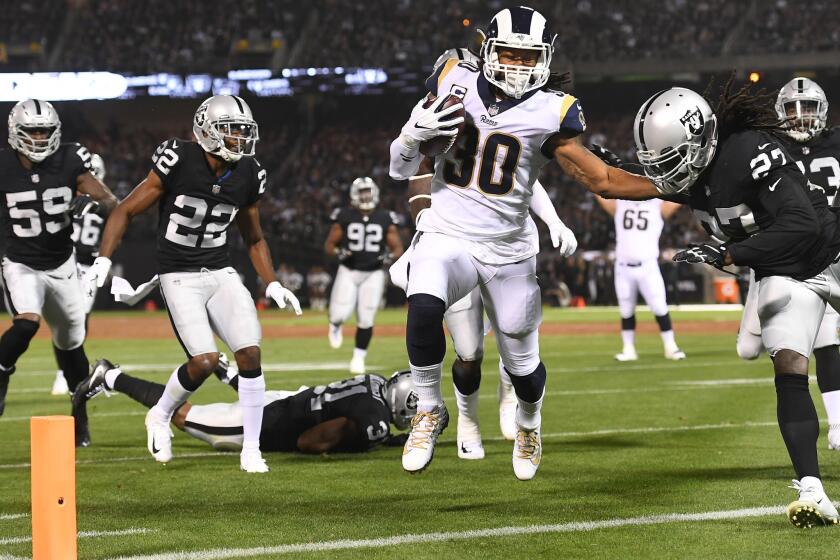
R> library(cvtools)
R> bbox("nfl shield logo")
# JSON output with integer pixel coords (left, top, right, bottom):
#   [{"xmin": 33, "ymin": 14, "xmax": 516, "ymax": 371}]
[
  {"xmin": 802, "ymin": 147, "xmax": 810, "ymax": 155},
  {"xmin": 211, "ymin": 184, "xmax": 221, "ymax": 194},
  {"xmin": 488, "ymin": 104, "xmax": 499, "ymax": 117},
  {"xmin": 31, "ymin": 174, "xmax": 39, "ymax": 183}
]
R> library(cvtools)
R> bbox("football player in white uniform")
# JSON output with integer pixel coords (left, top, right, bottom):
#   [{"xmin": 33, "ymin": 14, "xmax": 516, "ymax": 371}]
[
  {"xmin": 389, "ymin": 6, "xmax": 654, "ymax": 479},
  {"xmin": 595, "ymin": 195, "xmax": 685, "ymax": 361}
]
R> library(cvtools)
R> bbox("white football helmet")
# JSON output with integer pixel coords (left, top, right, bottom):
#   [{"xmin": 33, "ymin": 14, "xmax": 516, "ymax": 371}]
[
  {"xmin": 634, "ymin": 87, "xmax": 718, "ymax": 194},
  {"xmin": 350, "ymin": 177, "xmax": 379, "ymax": 212},
  {"xmin": 8, "ymin": 99, "xmax": 61, "ymax": 162},
  {"xmin": 193, "ymin": 95, "xmax": 259, "ymax": 162},
  {"xmin": 385, "ymin": 371, "xmax": 418, "ymax": 431},
  {"xmin": 776, "ymin": 77, "xmax": 828, "ymax": 142},
  {"xmin": 90, "ymin": 153, "xmax": 106, "ymax": 181},
  {"xmin": 481, "ymin": 6, "xmax": 555, "ymax": 99}
]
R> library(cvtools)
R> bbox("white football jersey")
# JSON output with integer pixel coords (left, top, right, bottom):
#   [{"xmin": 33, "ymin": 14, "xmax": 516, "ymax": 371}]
[
  {"xmin": 614, "ymin": 198, "xmax": 664, "ymax": 262},
  {"xmin": 417, "ymin": 59, "xmax": 586, "ymax": 264}
]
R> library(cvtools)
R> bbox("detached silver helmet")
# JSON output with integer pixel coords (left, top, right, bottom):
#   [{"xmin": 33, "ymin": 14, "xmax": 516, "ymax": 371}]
[
  {"xmin": 193, "ymin": 95, "xmax": 259, "ymax": 162},
  {"xmin": 481, "ymin": 6, "xmax": 555, "ymax": 99},
  {"xmin": 90, "ymin": 153, "xmax": 106, "ymax": 181},
  {"xmin": 8, "ymin": 99, "xmax": 61, "ymax": 162},
  {"xmin": 350, "ymin": 177, "xmax": 380, "ymax": 212},
  {"xmin": 385, "ymin": 371, "xmax": 417, "ymax": 430},
  {"xmin": 634, "ymin": 87, "xmax": 718, "ymax": 194},
  {"xmin": 776, "ymin": 77, "xmax": 828, "ymax": 142}
]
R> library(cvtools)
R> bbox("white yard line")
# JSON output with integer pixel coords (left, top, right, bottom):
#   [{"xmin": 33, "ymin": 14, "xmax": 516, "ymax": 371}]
[
  {"xmin": 0, "ymin": 451, "xmax": 225, "ymax": 470},
  {"xmin": 110, "ymin": 505, "xmax": 782, "ymax": 560},
  {"xmin": 671, "ymin": 378, "xmax": 772, "ymax": 386},
  {"xmin": 0, "ymin": 513, "xmax": 26, "ymax": 521},
  {"xmin": 0, "ymin": 527, "xmax": 153, "ymax": 546}
]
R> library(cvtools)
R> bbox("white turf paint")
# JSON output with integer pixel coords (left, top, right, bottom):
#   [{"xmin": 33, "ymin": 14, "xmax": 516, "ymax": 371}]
[
  {"xmin": 0, "ymin": 513, "xmax": 27, "ymax": 521},
  {"xmin": 672, "ymin": 378, "xmax": 772, "ymax": 386},
  {"xmin": 20, "ymin": 362, "xmax": 376, "ymax": 378},
  {"xmin": 113, "ymin": 505, "xmax": 782, "ymax": 560},
  {"xmin": 0, "ymin": 421, "xmax": 781, "ymax": 470},
  {"xmin": 0, "ymin": 527, "xmax": 153, "ymax": 546}
]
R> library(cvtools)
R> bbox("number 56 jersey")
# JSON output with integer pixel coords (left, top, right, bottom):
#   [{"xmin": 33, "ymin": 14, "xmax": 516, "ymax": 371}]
[
  {"xmin": 150, "ymin": 139, "xmax": 266, "ymax": 273},
  {"xmin": 418, "ymin": 59, "xmax": 586, "ymax": 264}
]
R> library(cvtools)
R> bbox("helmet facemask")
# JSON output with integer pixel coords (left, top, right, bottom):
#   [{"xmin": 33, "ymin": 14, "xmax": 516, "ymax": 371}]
[
  {"xmin": 203, "ymin": 119, "xmax": 259, "ymax": 162},
  {"xmin": 780, "ymin": 99, "xmax": 826, "ymax": 142},
  {"xmin": 637, "ymin": 115, "xmax": 718, "ymax": 194},
  {"xmin": 482, "ymin": 38, "xmax": 552, "ymax": 99},
  {"xmin": 350, "ymin": 177, "xmax": 380, "ymax": 212},
  {"xmin": 11, "ymin": 125, "xmax": 61, "ymax": 162}
]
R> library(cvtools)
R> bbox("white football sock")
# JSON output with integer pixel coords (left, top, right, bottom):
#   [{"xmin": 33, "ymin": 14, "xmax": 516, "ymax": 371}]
[
  {"xmin": 410, "ymin": 361, "xmax": 443, "ymax": 412},
  {"xmin": 621, "ymin": 329, "xmax": 635, "ymax": 350},
  {"xmin": 660, "ymin": 330, "xmax": 678, "ymax": 351},
  {"xmin": 237, "ymin": 372, "xmax": 265, "ymax": 452},
  {"xmin": 822, "ymin": 390, "xmax": 840, "ymax": 427},
  {"xmin": 104, "ymin": 368, "xmax": 122, "ymax": 390},
  {"xmin": 352, "ymin": 347, "xmax": 367, "ymax": 360},
  {"xmin": 516, "ymin": 389, "xmax": 544, "ymax": 431},
  {"xmin": 454, "ymin": 386, "xmax": 480, "ymax": 434},
  {"xmin": 150, "ymin": 366, "xmax": 194, "ymax": 423}
]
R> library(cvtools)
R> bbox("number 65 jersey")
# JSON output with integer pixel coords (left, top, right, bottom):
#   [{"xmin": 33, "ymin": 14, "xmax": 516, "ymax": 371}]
[
  {"xmin": 418, "ymin": 58, "xmax": 586, "ymax": 264},
  {"xmin": 150, "ymin": 139, "xmax": 266, "ymax": 273}
]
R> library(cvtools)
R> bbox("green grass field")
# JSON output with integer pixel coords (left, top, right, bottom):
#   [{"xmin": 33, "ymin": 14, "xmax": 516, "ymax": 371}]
[{"xmin": 1, "ymin": 307, "xmax": 838, "ymax": 559}]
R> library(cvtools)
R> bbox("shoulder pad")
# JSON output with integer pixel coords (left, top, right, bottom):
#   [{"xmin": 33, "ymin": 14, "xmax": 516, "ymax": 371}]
[
  {"xmin": 329, "ymin": 208, "xmax": 342, "ymax": 222},
  {"xmin": 557, "ymin": 95, "xmax": 586, "ymax": 136},
  {"xmin": 424, "ymin": 57, "xmax": 461, "ymax": 96},
  {"xmin": 151, "ymin": 138, "xmax": 186, "ymax": 177},
  {"xmin": 67, "ymin": 142, "xmax": 93, "ymax": 171}
]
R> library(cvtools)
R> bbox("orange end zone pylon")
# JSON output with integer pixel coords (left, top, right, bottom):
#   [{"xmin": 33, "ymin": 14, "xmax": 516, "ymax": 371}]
[{"xmin": 30, "ymin": 416, "xmax": 77, "ymax": 560}]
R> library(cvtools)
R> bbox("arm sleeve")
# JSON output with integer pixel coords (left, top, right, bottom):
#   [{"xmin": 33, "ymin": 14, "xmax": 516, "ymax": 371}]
[
  {"xmin": 389, "ymin": 135, "xmax": 423, "ymax": 180},
  {"xmin": 727, "ymin": 169, "xmax": 822, "ymax": 268},
  {"xmin": 529, "ymin": 180, "xmax": 561, "ymax": 226}
]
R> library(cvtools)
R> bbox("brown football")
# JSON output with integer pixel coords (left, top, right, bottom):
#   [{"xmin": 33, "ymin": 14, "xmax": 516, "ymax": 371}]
[{"xmin": 419, "ymin": 94, "xmax": 466, "ymax": 157}]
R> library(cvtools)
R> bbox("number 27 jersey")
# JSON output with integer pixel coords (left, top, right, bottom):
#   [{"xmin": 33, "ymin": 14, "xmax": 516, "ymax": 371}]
[{"xmin": 150, "ymin": 139, "xmax": 266, "ymax": 273}]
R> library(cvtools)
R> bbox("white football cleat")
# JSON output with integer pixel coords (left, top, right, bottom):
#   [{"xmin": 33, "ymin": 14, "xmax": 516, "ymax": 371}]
[
  {"xmin": 665, "ymin": 349, "xmax": 686, "ymax": 360},
  {"xmin": 349, "ymin": 355, "xmax": 365, "ymax": 374},
  {"xmin": 829, "ymin": 425, "xmax": 840, "ymax": 451},
  {"xmin": 498, "ymin": 378, "xmax": 517, "ymax": 441},
  {"xmin": 51, "ymin": 370, "xmax": 69, "ymax": 396},
  {"xmin": 512, "ymin": 426, "xmax": 541, "ymax": 481},
  {"xmin": 615, "ymin": 348, "xmax": 638, "ymax": 362},
  {"xmin": 240, "ymin": 449, "xmax": 269, "ymax": 473},
  {"xmin": 402, "ymin": 405, "xmax": 449, "ymax": 474},
  {"xmin": 457, "ymin": 439, "xmax": 485, "ymax": 460},
  {"xmin": 328, "ymin": 324, "xmax": 343, "ymax": 349},
  {"xmin": 145, "ymin": 410, "xmax": 173, "ymax": 464},
  {"xmin": 787, "ymin": 477, "xmax": 839, "ymax": 528}
]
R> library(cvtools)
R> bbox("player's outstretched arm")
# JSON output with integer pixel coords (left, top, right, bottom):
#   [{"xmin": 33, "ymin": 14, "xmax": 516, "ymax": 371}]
[
  {"xmin": 76, "ymin": 170, "xmax": 118, "ymax": 217},
  {"xmin": 296, "ymin": 417, "xmax": 357, "ymax": 454},
  {"xmin": 237, "ymin": 202, "xmax": 302, "ymax": 315},
  {"xmin": 550, "ymin": 136, "xmax": 660, "ymax": 200}
]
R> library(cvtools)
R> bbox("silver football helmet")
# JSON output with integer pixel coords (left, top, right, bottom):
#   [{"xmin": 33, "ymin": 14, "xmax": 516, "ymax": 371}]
[
  {"xmin": 481, "ymin": 6, "xmax": 555, "ymax": 99},
  {"xmin": 776, "ymin": 77, "xmax": 828, "ymax": 142},
  {"xmin": 90, "ymin": 153, "xmax": 106, "ymax": 181},
  {"xmin": 634, "ymin": 87, "xmax": 718, "ymax": 194},
  {"xmin": 350, "ymin": 177, "xmax": 379, "ymax": 212},
  {"xmin": 385, "ymin": 371, "xmax": 417, "ymax": 431},
  {"xmin": 193, "ymin": 95, "xmax": 259, "ymax": 162},
  {"xmin": 8, "ymin": 99, "xmax": 61, "ymax": 162}
]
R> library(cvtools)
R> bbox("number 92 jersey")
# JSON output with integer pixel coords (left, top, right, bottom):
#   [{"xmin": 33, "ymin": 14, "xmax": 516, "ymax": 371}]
[
  {"xmin": 330, "ymin": 207, "xmax": 399, "ymax": 271},
  {"xmin": 150, "ymin": 139, "xmax": 267, "ymax": 273},
  {"xmin": 0, "ymin": 143, "xmax": 91, "ymax": 270},
  {"xmin": 418, "ymin": 58, "xmax": 586, "ymax": 264}
]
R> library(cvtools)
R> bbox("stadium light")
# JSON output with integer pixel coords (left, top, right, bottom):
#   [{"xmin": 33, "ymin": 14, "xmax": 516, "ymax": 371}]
[
  {"xmin": 748, "ymin": 71, "xmax": 761, "ymax": 83},
  {"xmin": 0, "ymin": 72, "xmax": 127, "ymax": 101}
]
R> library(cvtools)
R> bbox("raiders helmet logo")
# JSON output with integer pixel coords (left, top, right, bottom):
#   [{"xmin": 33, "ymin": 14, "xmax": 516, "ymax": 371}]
[
  {"xmin": 680, "ymin": 108, "xmax": 705, "ymax": 136},
  {"xmin": 406, "ymin": 391, "xmax": 418, "ymax": 410},
  {"xmin": 195, "ymin": 104, "xmax": 208, "ymax": 127}
]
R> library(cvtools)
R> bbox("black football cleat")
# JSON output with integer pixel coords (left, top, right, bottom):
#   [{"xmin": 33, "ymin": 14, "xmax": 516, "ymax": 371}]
[
  {"xmin": 0, "ymin": 365, "xmax": 16, "ymax": 417},
  {"xmin": 73, "ymin": 401, "xmax": 90, "ymax": 448},
  {"xmin": 73, "ymin": 358, "xmax": 115, "ymax": 406},
  {"xmin": 212, "ymin": 353, "xmax": 231, "ymax": 384}
]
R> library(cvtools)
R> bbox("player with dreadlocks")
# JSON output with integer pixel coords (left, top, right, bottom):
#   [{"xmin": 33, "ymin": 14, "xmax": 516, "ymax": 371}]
[{"xmin": 584, "ymin": 75, "xmax": 840, "ymax": 528}]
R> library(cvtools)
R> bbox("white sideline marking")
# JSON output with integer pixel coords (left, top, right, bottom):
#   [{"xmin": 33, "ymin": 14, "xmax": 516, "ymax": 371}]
[
  {"xmin": 0, "ymin": 421, "xmax": 780, "ymax": 470},
  {"xmin": 0, "ymin": 527, "xmax": 153, "ymax": 546},
  {"xmin": 112, "ymin": 505, "xmax": 782, "ymax": 560},
  {"xmin": 2, "ymin": 410, "xmax": 146, "ymax": 422},
  {"xmin": 671, "ymin": 378, "xmax": 772, "ymax": 386},
  {"xmin": 0, "ymin": 513, "xmax": 26, "ymax": 521},
  {"xmin": 20, "ymin": 362, "xmax": 381, "ymax": 378}
]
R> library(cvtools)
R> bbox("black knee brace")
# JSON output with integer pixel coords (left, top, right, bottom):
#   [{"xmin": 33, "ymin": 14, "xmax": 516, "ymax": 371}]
[
  {"xmin": 355, "ymin": 327, "xmax": 373, "ymax": 350},
  {"xmin": 621, "ymin": 315, "xmax": 636, "ymax": 331},
  {"xmin": 452, "ymin": 358, "xmax": 482, "ymax": 395},
  {"xmin": 0, "ymin": 318, "xmax": 39, "ymax": 370},
  {"xmin": 508, "ymin": 362, "xmax": 547, "ymax": 404},
  {"xmin": 655, "ymin": 313, "xmax": 673, "ymax": 332},
  {"xmin": 815, "ymin": 345, "xmax": 840, "ymax": 393},
  {"xmin": 406, "ymin": 294, "xmax": 446, "ymax": 367}
]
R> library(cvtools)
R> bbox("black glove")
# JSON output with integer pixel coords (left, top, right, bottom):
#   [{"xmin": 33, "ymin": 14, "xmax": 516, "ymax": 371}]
[
  {"xmin": 673, "ymin": 243, "xmax": 727, "ymax": 269},
  {"xmin": 589, "ymin": 144, "xmax": 623, "ymax": 167},
  {"xmin": 68, "ymin": 195, "xmax": 100, "ymax": 218}
]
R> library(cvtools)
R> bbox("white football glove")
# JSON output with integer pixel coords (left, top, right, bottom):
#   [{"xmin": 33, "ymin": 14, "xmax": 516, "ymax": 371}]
[
  {"xmin": 266, "ymin": 281, "xmax": 302, "ymax": 315},
  {"xmin": 548, "ymin": 221, "xmax": 578, "ymax": 257},
  {"xmin": 86, "ymin": 256, "xmax": 112, "ymax": 288},
  {"xmin": 399, "ymin": 95, "xmax": 464, "ymax": 149}
]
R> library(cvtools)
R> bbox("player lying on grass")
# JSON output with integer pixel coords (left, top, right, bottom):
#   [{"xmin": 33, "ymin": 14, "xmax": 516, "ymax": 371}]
[{"xmin": 73, "ymin": 358, "xmax": 416, "ymax": 454}]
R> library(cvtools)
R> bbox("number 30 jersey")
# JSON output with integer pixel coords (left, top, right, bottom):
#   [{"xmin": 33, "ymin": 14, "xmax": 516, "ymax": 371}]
[
  {"xmin": 330, "ymin": 207, "xmax": 398, "ymax": 271},
  {"xmin": 614, "ymin": 198, "xmax": 663, "ymax": 263},
  {"xmin": 150, "ymin": 139, "xmax": 266, "ymax": 273},
  {"xmin": 0, "ymin": 143, "xmax": 92, "ymax": 270},
  {"xmin": 418, "ymin": 59, "xmax": 586, "ymax": 264}
]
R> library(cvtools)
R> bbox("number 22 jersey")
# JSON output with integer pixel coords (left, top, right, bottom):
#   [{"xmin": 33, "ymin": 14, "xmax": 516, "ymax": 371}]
[{"xmin": 150, "ymin": 139, "xmax": 266, "ymax": 273}]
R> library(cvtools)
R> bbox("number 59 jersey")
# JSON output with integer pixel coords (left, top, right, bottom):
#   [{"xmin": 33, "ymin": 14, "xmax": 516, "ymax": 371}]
[
  {"xmin": 0, "ymin": 143, "xmax": 92, "ymax": 270},
  {"xmin": 150, "ymin": 139, "xmax": 266, "ymax": 273},
  {"xmin": 418, "ymin": 59, "xmax": 586, "ymax": 264}
]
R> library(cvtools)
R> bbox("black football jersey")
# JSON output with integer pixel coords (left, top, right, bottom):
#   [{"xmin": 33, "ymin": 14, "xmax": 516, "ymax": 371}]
[
  {"xmin": 779, "ymin": 128, "xmax": 840, "ymax": 206},
  {"xmin": 685, "ymin": 129, "xmax": 840, "ymax": 280},
  {"xmin": 0, "ymin": 143, "xmax": 92, "ymax": 270},
  {"xmin": 71, "ymin": 212, "xmax": 104, "ymax": 266},
  {"xmin": 150, "ymin": 139, "xmax": 265, "ymax": 273},
  {"xmin": 330, "ymin": 207, "xmax": 398, "ymax": 271},
  {"xmin": 260, "ymin": 374, "xmax": 391, "ymax": 452}
]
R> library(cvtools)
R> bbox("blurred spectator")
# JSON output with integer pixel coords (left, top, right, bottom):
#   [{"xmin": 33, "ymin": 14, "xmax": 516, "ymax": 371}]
[{"xmin": 307, "ymin": 265, "xmax": 332, "ymax": 311}]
